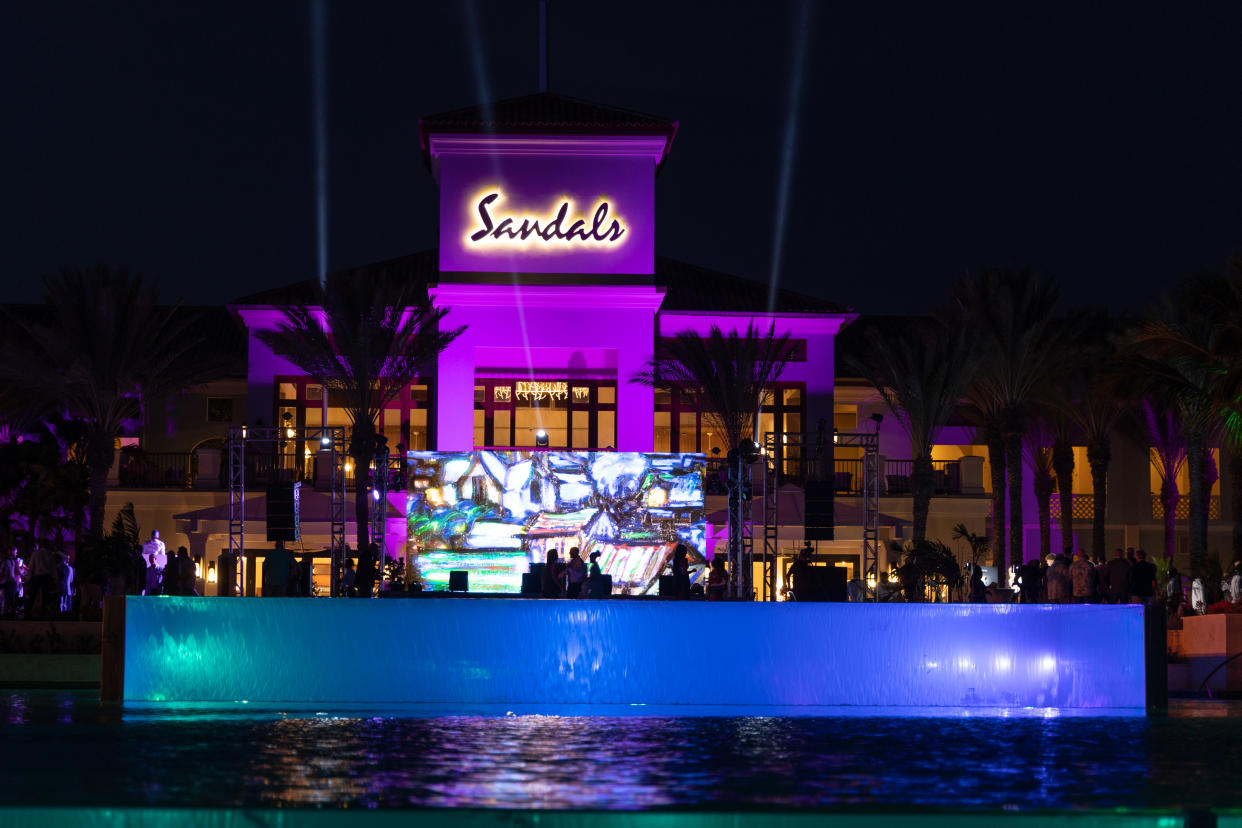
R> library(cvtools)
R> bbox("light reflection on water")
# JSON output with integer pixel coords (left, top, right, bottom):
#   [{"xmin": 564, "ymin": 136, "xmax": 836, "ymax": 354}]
[{"xmin": 1, "ymin": 692, "xmax": 1240, "ymax": 811}]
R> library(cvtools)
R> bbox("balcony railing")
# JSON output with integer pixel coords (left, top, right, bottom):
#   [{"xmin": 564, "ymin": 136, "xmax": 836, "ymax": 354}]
[
  {"xmin": 1152, "ymin": 494, "xmax": 1221, "ymax": 520},
  {"xmin": 704, "ymin": 455, "xmax": 965, "ymax": 497},
  {"xmin": 118, "ymin": 452, "xmax": 195, "ymax": 488},
  {"xmin": 1050, "ymin": 494, "xmax": 1096, "ymax": 520}
]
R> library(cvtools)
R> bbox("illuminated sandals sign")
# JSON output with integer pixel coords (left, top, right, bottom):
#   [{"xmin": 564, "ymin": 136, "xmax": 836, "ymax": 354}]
[
  {"xmin": 465, "ymin": 190, "xmax": 627, "ymax": 250},
  {"xmin": 435, "ymin": 154, "xmax": 654, "ymax": 274}
]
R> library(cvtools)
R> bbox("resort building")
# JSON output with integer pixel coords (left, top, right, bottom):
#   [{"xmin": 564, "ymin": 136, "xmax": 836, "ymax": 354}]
[{"xmin": 80, "ymin": 93, "xmax": 1234, "ymax": 596}]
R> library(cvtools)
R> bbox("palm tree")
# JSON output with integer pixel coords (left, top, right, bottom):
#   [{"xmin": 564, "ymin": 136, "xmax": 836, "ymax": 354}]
[
  {"xmin": 0, "ymin": 266, "xmax": 208, "ymax": 537},
  {"xmin": 1023, "ymin": 426, "xmax": 1055, "ymax": 562},
  {"xmin": 1030, "ymin": 377, "xmax": 1077, "ymax": 557},
  {"xmin": 632, "ymin": 322, "xmax": 795, "ymax": 596},
  {"xmin": 845, "ymin": 321, "xmax": 977, "ymax": 543},
  {"xmin": 1050, "ymin": 433, "xmax": 1075, "ymax": 556},
  {"xmin": 951, "ymin": 270, "xmax": 1072, "ymax": 579},
  {"xmin": 1062, "ymin": 317, "xmax": 1129, "ymax": 562},
  {"xmin": 1140, "ymin": 397, "xmax": 1186, "ymax": 564},
  {"xmin": 1127, "ymin": 270, "xmax": 1242, "ymax": 571},
  {"xmin": 256, "ymin": 269, "xmax": 463, "ymax": 556}
]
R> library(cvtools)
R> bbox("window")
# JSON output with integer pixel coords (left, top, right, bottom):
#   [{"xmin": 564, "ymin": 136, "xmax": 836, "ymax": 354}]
[
  {"xmin": 272, "ymin": 377, "xmax": 434, "ymax": 454},
  {"xmin": 206, "ymin": 397, "xmax": 234, "ymax": 423},
  {"xmin": 654, "ymin": 382, "xmax": 806, "ymax": 458}
]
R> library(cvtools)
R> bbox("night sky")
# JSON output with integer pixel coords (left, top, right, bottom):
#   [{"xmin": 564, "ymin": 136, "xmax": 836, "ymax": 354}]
[{"xmin": 2, "ymin": 1, "xmax": 1239, "ymax": 315}]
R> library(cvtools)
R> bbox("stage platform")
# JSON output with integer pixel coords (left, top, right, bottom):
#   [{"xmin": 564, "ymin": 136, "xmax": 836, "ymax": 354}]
[{"xmin": 103, "ymin": 596, "xmax": 1153, "ymax": 711}]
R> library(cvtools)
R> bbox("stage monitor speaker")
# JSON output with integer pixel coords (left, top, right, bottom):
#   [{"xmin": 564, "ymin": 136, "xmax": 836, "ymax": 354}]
[
  {"xmin": 449, "ymin": 570, "xmax": 468, "ymax": 592},
  {"xmin": 658, "ymin": 575, "xmax": 677, "ymax": 597},
  {"xmin": 796, "ymin": 565, "xmax": 848, "ymax": 602},
  {"xmin": 600, "ymin": 574, "xmax": 613, "ymax": 597},
  {"xmin": 521, "ymin": 572, "xmax": 541, "ymax": 594},
  {"xmin": 805, "ymin": 480, "xmax": 834, "ymax": 541},
  {"xmin": 821, "ymin": 566, "xmax": 848, "ymax": 602},
  {"xmin": 266, "ymin": 481, "xmax": 301, "ymax": 542}
]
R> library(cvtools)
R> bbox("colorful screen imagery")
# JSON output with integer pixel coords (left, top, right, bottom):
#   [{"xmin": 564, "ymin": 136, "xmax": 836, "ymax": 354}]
[{"xmin": 405, "ymin": 451, "xmax": 706, "ymax": 594}]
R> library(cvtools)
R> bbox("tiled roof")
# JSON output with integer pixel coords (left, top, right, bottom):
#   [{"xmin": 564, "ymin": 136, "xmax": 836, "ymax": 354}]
[
  {"xmin": 229, "ymin": 250, "xmax": 440, "ymax": 307},
  {"xmin": 232, "ymin": 250, "xmax": 851, "ymax": 319},
  {"xmin": 655, "ymin": 257, "xmax": 852, "ymax": 315},
  {"xmin": 418, "ymin": 92, "xmax": 679, "ymax": 170},
  {"xmin": 419, "ymin": 92, "xmax": 677, "ymax": 137},
  {"xmin": 833, "ymin": 314, "xmax": 920, "ymax": 372}
]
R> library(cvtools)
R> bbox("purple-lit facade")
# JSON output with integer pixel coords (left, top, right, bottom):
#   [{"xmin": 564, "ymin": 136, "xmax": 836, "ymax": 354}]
[
  {"xmin": 93, "ymin": 95, "xmax": 1236, "ymax": 607},
  {"xmin": 237, "ymin": 94, "xmax": 850, "ymax": 464},
  {"xmin": 227, "ymin": 94, "xmax": 853, "ymax": 577}
]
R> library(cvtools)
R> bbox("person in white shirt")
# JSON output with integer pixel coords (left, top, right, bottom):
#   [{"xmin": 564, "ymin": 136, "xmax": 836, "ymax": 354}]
[
  {"xmin": 141, "ymin": 530, "xmax": 167, "ymax": 594},
  {"xmin": 1229, "ymin": 561, "xmax": 1242, "ymax": 604},
  {"xmin": 0, "ymin": 546, "xmax": 19, "ymax": 618}
]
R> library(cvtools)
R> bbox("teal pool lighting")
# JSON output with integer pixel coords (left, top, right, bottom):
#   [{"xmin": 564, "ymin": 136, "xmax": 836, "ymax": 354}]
[{"xmin": 117, "ymin": 598, "xmax": 1148, "ymax": 710}]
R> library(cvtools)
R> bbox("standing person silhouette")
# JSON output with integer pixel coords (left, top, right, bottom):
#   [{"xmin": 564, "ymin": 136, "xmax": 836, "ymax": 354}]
[
  {"xmin": 586, "ymin": 551, "xmax": 604, "ymax": 598},
  {"xmin": 141, "ymin": 530, "xmax": 167, "ymax": 595},
  {"xmin": 542, "ymin": 548, "xmax": 565, "ymax": 598},
  {"xmin": 671, "ymin": 543, "xmax": 691, "ymax": 600},
  {"xmin": 706, "ymin": 556, "xmax": 728, "ymax": 601},
  {"xmin": 565, "ymin": 547, "xmax": 587, "ymax": 598}
]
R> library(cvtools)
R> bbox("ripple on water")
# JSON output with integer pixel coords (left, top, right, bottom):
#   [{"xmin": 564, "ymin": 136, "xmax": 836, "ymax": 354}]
[{"xmin": 0, "ymin": 692, "xmax": 1240, "ymax": 811}]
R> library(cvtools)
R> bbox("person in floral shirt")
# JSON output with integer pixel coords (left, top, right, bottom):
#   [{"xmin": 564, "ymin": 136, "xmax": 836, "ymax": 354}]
[{"xmin": 1070, "ymin": 550, "xmax": 1096, "ymax": 603}]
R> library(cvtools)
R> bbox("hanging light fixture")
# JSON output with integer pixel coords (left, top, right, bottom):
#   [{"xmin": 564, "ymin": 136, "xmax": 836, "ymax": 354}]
[{"xmin": 207, "ymin": 562, "xmax": 217, "ymax": 584}]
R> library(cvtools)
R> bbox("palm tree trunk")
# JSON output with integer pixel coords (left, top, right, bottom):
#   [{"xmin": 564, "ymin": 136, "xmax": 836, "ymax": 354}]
[
  {"xmin": 349, "ymin": 424, "xmax": 375, "ymax": 552},
  {"xmin": 1186, "ymin": 428, "xmax": 1207, "ymax": 572},
  {"xmin": 1052, "ymin": 437, "xmax": 1074, "ymax": 556},
  {"xmin": 911, "ymin": 451, "xmax": 934, "ymax": 544},
  {"xmin": 86, "ymin": 431, "xmax": 116, "ymax": 538},
  {"xmin": 1161, "ymin": 479, "xmax": 1178, "ymax": 563},
  {"xmin": 1087, "ymin": 437, "xmax": 1110, "ymax": 562},
  {"xmin": 1005, "ymin": 430, "xmax": 1024, "ymax": 571},
  {"xmin": 1231, "ymin": 452, "xmax": 1242, "ymax": 564},
  {"xmin": 987, "ymin": 431, "xmax": 1007, "ymax": 581},
  {"xmin": 1034, "ymin": 466, "xmax": 1054, "ymax": 562}
]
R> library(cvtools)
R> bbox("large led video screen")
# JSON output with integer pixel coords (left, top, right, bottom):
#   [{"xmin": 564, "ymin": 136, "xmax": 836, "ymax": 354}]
[{"xmin": 405, "ymin": 451, "xmax": 706, "ymax": 594}]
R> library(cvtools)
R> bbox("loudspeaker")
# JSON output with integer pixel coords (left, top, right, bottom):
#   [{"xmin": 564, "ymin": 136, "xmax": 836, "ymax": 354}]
[
  {"xmin": 658, "ymin": 574, "xmax": 677, "ymax": 597},
  {"xmin": 449, "ymin": 570, "xmax": 468, "ymax": 592},
  {"xmin": 805, "ymin": 480, "xmax": 834, "ymax": 541},
  {"xmin": 266, "ymin": 481, "xmax": 300, "ymax": 542},
  {"xmin": 796, "ymin": 565, "xmax": 848, "ymax": 602},
  {"xmin": 521, "ymin": 572, "xmax": 541, "ymax": 594},
  {"xmin": 600, "ymin": 574, "xmax": 613, "ymax": 597}
]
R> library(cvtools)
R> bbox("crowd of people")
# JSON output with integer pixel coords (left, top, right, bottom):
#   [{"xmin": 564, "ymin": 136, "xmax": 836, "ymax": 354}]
[
  {"xmin": 537, "ymin": 544, "xmax": 731, "ymax": 601},
  {"xmin": 0, "ymin": 529, "xmax": 202, "ymax": 621},
  {"xmin": 970, "ymin": 547, "xmax": 1242, "ymax": 623}
]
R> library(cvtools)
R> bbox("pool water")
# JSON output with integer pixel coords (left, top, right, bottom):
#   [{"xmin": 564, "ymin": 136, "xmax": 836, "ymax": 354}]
[{"xmin": 1, "ymin": 692, "xmax": 1241, "ymax": 813}]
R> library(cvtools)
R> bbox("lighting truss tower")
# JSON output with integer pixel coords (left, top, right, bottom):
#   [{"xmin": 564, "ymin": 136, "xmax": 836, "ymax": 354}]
[
  {"xmin": 368, "ymin": 448, "xmax": 389, "ymax": 562},
  {"xmin": 728, "ymin": 449, "xmax": 759, "ymax": 600},
  {"xmin": 226, "ymin": 427, "xmax": 245, "ymax": 597},
  {"xmin": 761, "ymin": 431, "xmax": 782, "ymax": 602},
  {"xmin": 226, "ymin": 425, "xmax": 346, "ymax": 597},
  {"xmin": 834, "ymin": 430, "xmax": 880, "ymax": 600},
  {"xmin": 760, "ymin": 430, "xmax": 880, "ymax": 601}
]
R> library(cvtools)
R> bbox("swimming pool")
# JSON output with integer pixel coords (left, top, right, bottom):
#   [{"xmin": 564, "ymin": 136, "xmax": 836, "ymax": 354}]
[{"xmin": 2, "ymin": 691, "xmax": 1240, "ymax": 823}]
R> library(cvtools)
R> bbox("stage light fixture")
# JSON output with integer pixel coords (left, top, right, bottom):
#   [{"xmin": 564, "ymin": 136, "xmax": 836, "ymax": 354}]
[
  {"xmin": 321, "ymin": 434, "xmax": 331, "ymax": 447},
  {"xmin": 535, "ymin": 429, "xmax": 549, "ymax": 448},
  {"xmin": 207, "ymin": 562, "xmax": 217, "ymax": 584}
]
